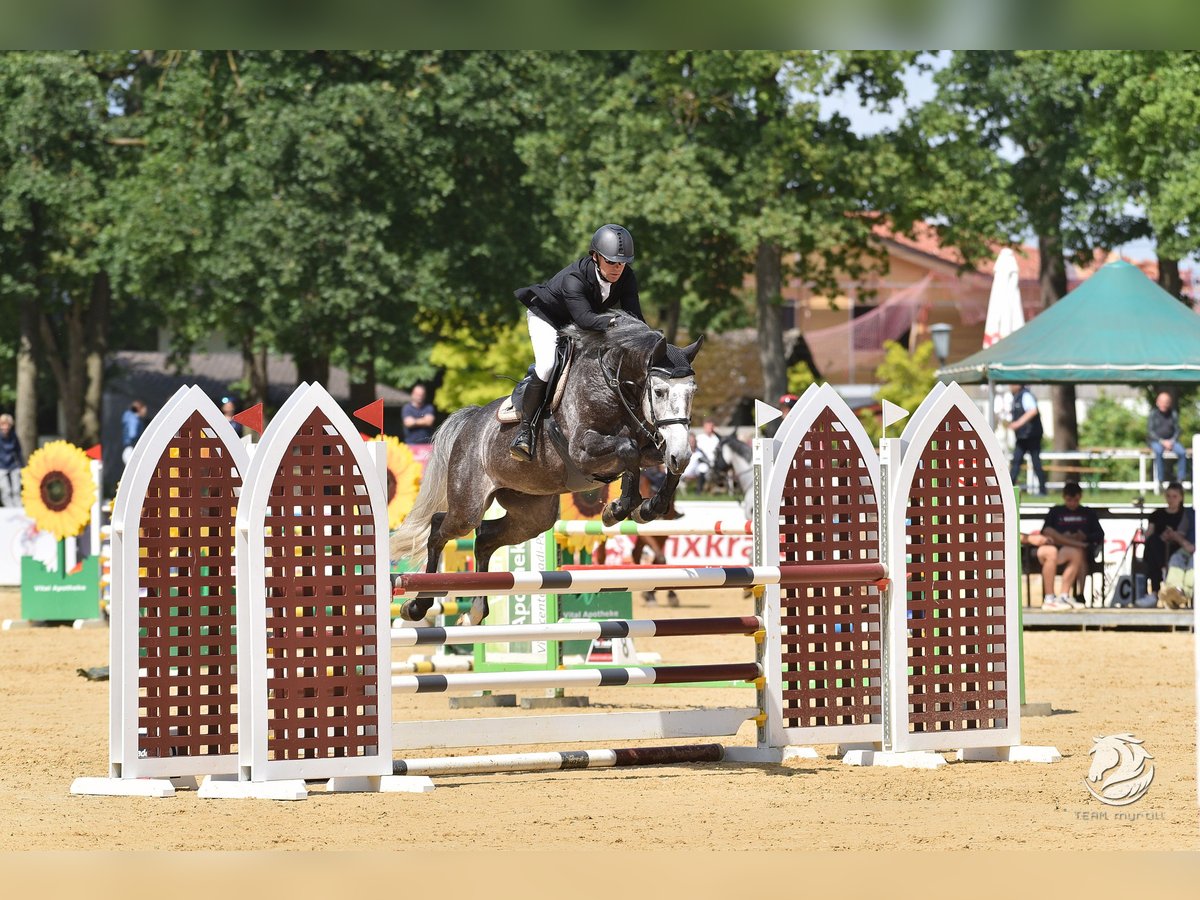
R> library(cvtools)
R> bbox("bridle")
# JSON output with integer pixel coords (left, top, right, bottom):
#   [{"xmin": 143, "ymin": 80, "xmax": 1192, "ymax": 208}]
[{"xmin": 599, "ymin": 353, "xmax": 690, "ymax": 453}]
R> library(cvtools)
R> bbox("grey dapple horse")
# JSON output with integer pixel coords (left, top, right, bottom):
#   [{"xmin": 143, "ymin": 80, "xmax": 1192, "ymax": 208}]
[{"xmin": 390, "ymin": 314, "xmax": 704, "ymax": 624}]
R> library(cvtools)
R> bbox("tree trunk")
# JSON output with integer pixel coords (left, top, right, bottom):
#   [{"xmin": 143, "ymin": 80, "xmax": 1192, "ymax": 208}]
[
  {"xmin": 241, "ymin": 336, "xmax": 269, "ymax": 408},
  {"xmin": 755, "ymin": 241, "xmax": 788, "ymax": 405},
  {"xmin": 1156, "ymin": 255, "xmax": 1188, "ymax": 306},
  {"xmin": 81, "ymin": 272, "xmax": 111, "ymax": 446},
  {"xmin": 348, "ymin": 352, "xmax": 376, "ymax": 413},
  {"xmin": 38, "ymin": 305, "xmax": 83, "ymax": 445},
  {"xmin": 1038, "ymin": 234, "xmax": 1077, "ymax": 451},
  {"xmin": 295, "ymin": 349, "xmax": 330, "ymax": 388},
  {"xmin": 16, "ymin": 296, "xmax": 39, "ymax": 456},
  {"xmin": 661, "ymin": 293, "xmax": 681, "ymax": 346}
]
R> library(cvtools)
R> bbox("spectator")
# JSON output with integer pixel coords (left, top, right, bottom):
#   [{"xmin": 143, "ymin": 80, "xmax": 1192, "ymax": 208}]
[
  {"xmin": 0, "ymin": 413, "xmax": 25, "ymax": 507},
  {"xmin": 121, "ymin": 399, "xmax": 148, "ymax": 466},
  {"xmin": 402, "ymin": 384, "xmax": 436, "ymax": 445},
  {"xmin": 1139, "ymin": 481, "xmax": 1195, "ymax": 608},
  {"xmin": 1035, "ymin": 482, "xmax": 1104, "ymax": 609},
  {"xmin": 1007, "ymin": 384, "xmax": 1047, "ymax": 496},
  {"xmin": 680, "ymin": 420, "xmax": 720, "ymax": 495},
  {"xmin": 1147, "ymin": 391, "xmax": 1188, "ymax": 486},
  {"xmin": 680, "ymin": 432, "xmax": 708, "ymax": 494},
  {"xmin": 221, "ymin": 396, "xmax": 243, "ymax": 437},
  {"xmin": 695, "ymin": 419, "xmax": 719, "ymax": 471}
]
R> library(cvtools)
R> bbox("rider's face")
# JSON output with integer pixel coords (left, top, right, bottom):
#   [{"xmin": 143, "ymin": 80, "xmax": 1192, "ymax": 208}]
[{"xmin": 595, "ymin": 254, "xmax": 626, "ymax": 283}]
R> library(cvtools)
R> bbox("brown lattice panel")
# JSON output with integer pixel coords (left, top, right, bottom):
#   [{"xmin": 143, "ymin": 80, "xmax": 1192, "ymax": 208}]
[
  {"xmin": 904, "ymin": 407, "xmax": 1009, "ymax": 734},
  {"xmin": 776, "ymin": 408, "xmax": 882, "ymax": 730},
  {"xmin": 262, "ymin": 408, "xmax": 382, "ymax": 761},
  {"xmin": 138, "ymin": 411, "xmax": 240, "ymax": 760}
]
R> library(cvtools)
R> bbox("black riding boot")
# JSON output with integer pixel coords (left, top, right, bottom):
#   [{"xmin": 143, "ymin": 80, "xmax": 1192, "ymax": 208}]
[{"xmin": 510, "ymin": 374, "xmax": 548, "ymax": 462}]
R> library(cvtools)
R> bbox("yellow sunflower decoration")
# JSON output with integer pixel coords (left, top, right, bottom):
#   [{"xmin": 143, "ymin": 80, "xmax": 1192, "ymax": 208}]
[
  {"xmin": 557, "ymin": 483, "xmax": 613, "ymax": 558},
  {"xmin": 22, "ymin": 440, "xmax": 96, "ymax": 541},
  {"xmin": 380, "ymin": 434, "xmax": 423, "ymax": 530}
]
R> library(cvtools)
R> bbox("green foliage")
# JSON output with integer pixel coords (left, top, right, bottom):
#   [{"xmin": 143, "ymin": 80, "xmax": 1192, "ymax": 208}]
[
  {"xmin": 872, "ymin": 340, "xmax": 937, "ymax": 438},
  {"xmin": 429, "ymin": 319, "xmax": 530, "ymax": 410},
  {"xmin": 786, "ymin": 361, "xmax": 817, "ymax": 396},
  {"xmin": 8, "ymin": 49, "xmax": 1200, "ymax": 446},
  {"xmin": 1078, "ymin": 394, "xmax": 1145, "ymax": 448}
]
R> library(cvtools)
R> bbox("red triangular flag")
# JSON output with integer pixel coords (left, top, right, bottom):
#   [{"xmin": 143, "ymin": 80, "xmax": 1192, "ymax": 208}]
[
  {"xmin": 85, "ymin": 444, "xmax": 102, "ymax": 461},
  {"xmin": 353, "ymin": 398, "xmax": 384, "ymax": 432},
  {"xmin": 232, "ymin": 403, "xmax": 264, "ymax": 435}
]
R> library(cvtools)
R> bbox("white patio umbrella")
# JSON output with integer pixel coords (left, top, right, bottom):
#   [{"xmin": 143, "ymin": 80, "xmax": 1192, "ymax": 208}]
[
  {"xmin": 981, "ymin": 248, "xmax": 1025, "ymax": 432},
  {"xmin": 983, "ymin": 247, "xmax": 1024, "ymax": 348}
]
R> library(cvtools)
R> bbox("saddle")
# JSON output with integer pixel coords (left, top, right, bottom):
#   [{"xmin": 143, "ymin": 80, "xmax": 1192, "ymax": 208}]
[{"xmin": 497, "ymin": 336, "xmax": 573, "ymax": 424}]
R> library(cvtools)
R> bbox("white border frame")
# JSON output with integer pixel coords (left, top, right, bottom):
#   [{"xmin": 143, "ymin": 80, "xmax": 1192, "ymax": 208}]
[
  {"xmin": 236, "ymin": 383, "xmax": 392, "ymax": 783},
  {"xmin": 887, "ymin": 382, "xmax": 1020, "ymax": 753},
  {"xmin": 109, "ymin": 386, "xmax": 249, "ymax": 779},
  {"xmin": 759, "ymin": 383, "xmax": 884, "ymax": 747}
]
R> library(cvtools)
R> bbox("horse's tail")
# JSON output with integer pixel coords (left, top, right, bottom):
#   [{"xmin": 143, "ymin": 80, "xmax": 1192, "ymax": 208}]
[{"xmin": 389, "ymin": 409, "xmax": 475, "ymax": 570}]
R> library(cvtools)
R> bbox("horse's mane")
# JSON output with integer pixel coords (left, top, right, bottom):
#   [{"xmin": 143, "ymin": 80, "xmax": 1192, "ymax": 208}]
[{"xmin": 564, "ymin": 312, "xmax": 664, "ymax": 361}]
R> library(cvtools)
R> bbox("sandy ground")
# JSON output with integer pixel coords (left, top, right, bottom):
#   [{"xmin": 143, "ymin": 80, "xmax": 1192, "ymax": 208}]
[{"xmin": 1, "ymin": 584, "xmax": 1197, "ymax": 853}]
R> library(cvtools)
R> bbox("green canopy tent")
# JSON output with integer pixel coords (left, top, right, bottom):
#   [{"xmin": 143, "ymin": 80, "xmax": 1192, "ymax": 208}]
[{"xmin": 940, "ymin": 260, "xmax": 1200, "ymax": 386}]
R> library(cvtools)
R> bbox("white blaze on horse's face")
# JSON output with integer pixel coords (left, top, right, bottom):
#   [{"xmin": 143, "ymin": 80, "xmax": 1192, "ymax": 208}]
[{"xmin": 646, "ymin": 373, "xmax": 696, "ymax": 473}]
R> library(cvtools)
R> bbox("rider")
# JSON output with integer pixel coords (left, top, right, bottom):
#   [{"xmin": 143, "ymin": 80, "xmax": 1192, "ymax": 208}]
[{"xmin": 510, "ymin": 223, "xmax": 645, "ymax": 461}]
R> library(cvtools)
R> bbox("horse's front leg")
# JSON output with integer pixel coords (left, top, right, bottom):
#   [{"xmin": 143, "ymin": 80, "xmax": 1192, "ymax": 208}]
[
  {"xmin": 602, "ymin": 471, "xmax": 642, "ymax": 527},
  {"xmin": 633, "ymin": 471, "xmax": 681, "ymax": 523}
]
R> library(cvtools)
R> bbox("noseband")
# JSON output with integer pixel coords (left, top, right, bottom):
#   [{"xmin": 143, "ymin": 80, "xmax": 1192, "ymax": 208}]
[{"xmin": 599, "ymin": 354, "xmax": 690, "ymax": 453}]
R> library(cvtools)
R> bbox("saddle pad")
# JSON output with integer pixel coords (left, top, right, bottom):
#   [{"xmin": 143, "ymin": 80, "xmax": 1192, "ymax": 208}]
[{"xmin": 495, "ymin": 354, "xmax": 573, "ymax": 424}]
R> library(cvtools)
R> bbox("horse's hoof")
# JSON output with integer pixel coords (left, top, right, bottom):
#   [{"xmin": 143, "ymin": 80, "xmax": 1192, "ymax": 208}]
[
  {"xmin": 457, "ymin": 597, "xmax": 489, "ymax": 626},
  {"xmin": 631, "ymin": 500, "xmax": 655, "ymax": 524},
  {"xmin": 398, "ymin": 600, "xmax": 429, "ymax": 622},
  {"xmin": 667, "ymin": 591, "xmax": 680, "ymax": 608},
  {"xmin": 601, "ymin": 504, "xmax": 621, "ymax": 526}
]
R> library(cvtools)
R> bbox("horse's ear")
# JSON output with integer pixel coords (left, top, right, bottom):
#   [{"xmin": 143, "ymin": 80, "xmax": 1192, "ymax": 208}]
[
  {"xmin": 650, "ymin": 337, "xmax": 669, "ymax": 367},
  {"xmin": 681, "ymin": 334, "xmax": 705, "ymax": 362}
]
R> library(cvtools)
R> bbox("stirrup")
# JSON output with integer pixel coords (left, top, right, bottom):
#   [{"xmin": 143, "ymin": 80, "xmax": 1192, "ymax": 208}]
[{"xmin": 510, "ymin": 427, "xmax": 534, "ymax": 462}]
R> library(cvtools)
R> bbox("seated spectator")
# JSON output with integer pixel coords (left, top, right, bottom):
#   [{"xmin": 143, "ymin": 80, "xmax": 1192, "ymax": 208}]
[
  {"xmin": 1147, "ymin": 391, "xmax": 1188, "ymax": 486},
  {"xmin": 1036, "ymin": 481, "xmax": 1105, "ymax": 610},
  {"xmin": 1140, "ymin": 481, "xmax": 1194, "ymax": 608}
]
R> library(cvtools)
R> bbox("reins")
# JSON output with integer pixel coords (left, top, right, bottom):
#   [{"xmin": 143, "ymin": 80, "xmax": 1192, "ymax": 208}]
[{"xmin": 599, "ymin": 353, "xmax": 689, "ymax": 453}]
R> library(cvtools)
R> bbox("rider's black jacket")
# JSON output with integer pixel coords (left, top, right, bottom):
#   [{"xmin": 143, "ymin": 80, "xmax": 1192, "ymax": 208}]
[{"xmin": 515, "ymin": 256, "xmax": 644, "ymax": 330}]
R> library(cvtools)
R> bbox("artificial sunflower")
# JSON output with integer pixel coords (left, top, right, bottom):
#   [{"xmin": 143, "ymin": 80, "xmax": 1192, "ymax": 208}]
[
  {"xmin": 557, "ymin": 483, "xmax": 612, "ymax": 557},
  {"xmin": 380, "ymin": 434, "xmax": 423, "ymax": 530},
  {"xmin": 22, "ymin": 440, "xmax": 96, "ymax": 541}
]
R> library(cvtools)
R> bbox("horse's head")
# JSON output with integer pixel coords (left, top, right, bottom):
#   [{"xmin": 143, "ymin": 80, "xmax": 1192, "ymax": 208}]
[{"xmin": 645, "ymin": 333, "xmax": 704, "ymax": 473}]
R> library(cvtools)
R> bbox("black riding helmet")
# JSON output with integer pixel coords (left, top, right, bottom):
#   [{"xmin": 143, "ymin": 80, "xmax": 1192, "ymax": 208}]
[{"xmin": 590, "ymin": 224, "xmax": 635, "ymax": 264}]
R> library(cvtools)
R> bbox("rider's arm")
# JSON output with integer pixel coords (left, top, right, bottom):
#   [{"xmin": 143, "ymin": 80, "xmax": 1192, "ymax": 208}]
[{"xmin": 562, "ymin": 275, "xmax": 617, "ymax": 330}]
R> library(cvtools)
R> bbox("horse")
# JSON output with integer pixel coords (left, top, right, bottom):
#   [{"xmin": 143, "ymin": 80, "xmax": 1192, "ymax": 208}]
[
  {"xmin": 390, "ymin": 314, "xmax": 704, "ymax": 625},
  {"xmin": 710, "ymin": 432, "xmax": 755, "ymax": 518},
  {"xmin": 630, "ymin": 467, "xmax": 680, "ymax": 608}
]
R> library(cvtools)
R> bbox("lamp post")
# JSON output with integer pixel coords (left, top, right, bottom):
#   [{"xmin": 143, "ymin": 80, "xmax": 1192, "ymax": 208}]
[{"xmin": 929, "ymin": 322, "xmax": 952, "ymax": 368}]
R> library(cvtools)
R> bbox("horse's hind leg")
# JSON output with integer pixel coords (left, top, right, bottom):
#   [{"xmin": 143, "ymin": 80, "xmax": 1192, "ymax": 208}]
[
  {"xmin": 463, "ymin": 492, "xmax": 561, "ymax": 626},
  {"xmin": 397, "ymin": 473, "xmax": 494, "ymax": 622}
]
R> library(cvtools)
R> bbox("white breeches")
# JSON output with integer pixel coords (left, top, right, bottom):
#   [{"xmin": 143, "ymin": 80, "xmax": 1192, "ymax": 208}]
[{"xmin": 527, "ymin": 309, "xmax": 559, "ymax": 381}]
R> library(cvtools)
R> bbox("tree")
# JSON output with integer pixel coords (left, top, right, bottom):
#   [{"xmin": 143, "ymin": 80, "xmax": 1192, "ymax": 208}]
[
  {"xmin": 1067, "ymin": 51, "xmax": 1200, "ymax": 305},
  {"xmin": 519, "ymin": 51, "xmax": 914, "ymax": 405},
  {"xmin": 0, "ymin": 52, "xmax": 132, "ymax": 448},
  {"xmin": 125, "ymin": 51, "xmax": 554, "ymax": 408},
  {"xmin": 906, "ymin": 51, "xmax": 1141, "ymax": 451}
]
